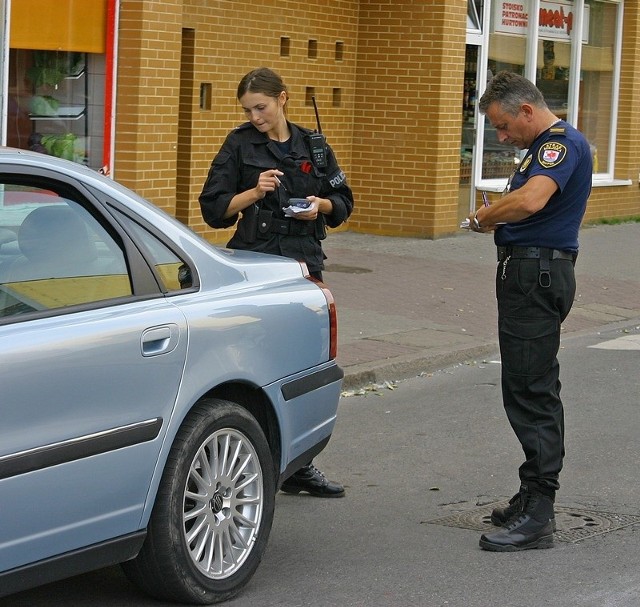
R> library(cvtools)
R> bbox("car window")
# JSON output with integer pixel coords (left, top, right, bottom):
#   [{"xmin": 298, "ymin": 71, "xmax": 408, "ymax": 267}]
[
  {"xmin": 118, "ymin": 215, "xmax": 193, "ymax": 291},
  {"xmin": 0, "ymin": 183, "xmax": 132, "ymax": 317}
]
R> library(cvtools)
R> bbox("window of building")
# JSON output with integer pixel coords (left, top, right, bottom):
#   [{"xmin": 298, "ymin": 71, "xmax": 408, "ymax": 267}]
[
  {"xmin": 305, "ymin": 87, "xmax": 316, "ymax": 106},
  {"xmin": 308, "ymin": 39, "xmax": 318, "ymax": 59},
  {"xmin": 579, "ymin": 0, "xmax": 621, "ymax": 176},
  {"xmin": 2, "ymin": 0, "xmax": 114, "ymax": 174},
  {"xmin": 280, "ymin": 37, "xmax": 291, "ymax": 57},
  {"xmin": 480, "ymin": 0, "xmax": 621, "ymax": 186},
  {"xmin": 199, "ymin": 83, "xmax": 212, "ymax": 111},
  {"xmin": 468, "ymin": 0, "xmax": 484, "ymax": 31}
]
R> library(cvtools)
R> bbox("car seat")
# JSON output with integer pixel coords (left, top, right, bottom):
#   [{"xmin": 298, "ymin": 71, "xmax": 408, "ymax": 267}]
[{"xmin": 4, "ymin": 205, "xmax": 98, "ymax": 283}]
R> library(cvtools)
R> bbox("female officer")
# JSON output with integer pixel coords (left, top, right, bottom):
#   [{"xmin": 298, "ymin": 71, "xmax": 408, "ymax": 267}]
[{"xmin": 199, "ymin": 67, "xmax": 353, "ymax": 498}]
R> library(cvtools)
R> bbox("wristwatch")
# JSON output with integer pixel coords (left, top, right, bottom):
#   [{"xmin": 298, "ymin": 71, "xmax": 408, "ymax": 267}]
[{"xmin": 472, "ymin": 211, "xmax": 481, "ymax": 230}]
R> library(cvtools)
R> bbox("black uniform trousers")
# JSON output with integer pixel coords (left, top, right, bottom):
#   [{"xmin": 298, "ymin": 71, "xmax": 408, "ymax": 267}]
[{"xmin": 496, "ymin": 252, "xmax": 576, "ymax": 498}]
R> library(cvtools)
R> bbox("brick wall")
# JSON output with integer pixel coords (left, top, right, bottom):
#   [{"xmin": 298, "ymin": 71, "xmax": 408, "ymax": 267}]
[
  {"xmin": 349, "ymin": 0, "xmax": 467, "ymax": 238},
  {"xmin": 114, "ymin": 0, "xmax": 640, "ymax": 243},
  {"xmin": 114, "ymin": 0, "xmax": 182, "ymax": 216},
  {"xmin": 178, "ymin": 0, "xmax": 359, "ymax": 244}
]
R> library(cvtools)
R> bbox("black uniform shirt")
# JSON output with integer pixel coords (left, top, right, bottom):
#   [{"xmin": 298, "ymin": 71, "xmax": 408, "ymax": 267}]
[{"xmin": 199, "ymin": 121, "xmax": 354, "ymax": 272}]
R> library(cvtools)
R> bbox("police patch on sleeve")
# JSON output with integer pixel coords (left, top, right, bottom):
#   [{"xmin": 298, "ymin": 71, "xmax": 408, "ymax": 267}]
[
  {"xmin": 538, "ymin": 142, "xmax": 567, "ymax": 168},
  {"xmin": 328, "ymin": 170, "xmax": 347, "ymax": 189}
]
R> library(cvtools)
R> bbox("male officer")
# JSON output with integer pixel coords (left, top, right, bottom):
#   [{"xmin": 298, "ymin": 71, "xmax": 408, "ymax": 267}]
[{"xmin": 468, "ymin": 71, "xmax": 592, "ymax": 551}]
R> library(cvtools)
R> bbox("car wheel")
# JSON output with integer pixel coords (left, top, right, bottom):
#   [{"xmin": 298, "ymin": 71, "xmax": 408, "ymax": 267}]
[{"xmin": 122, "ymin": 398, "xmax": 276, "ymax": 604}]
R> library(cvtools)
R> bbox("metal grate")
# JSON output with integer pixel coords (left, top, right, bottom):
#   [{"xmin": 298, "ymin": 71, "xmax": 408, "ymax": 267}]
[{"xmin": 427, "ymin": 501, "xmax": 640, "ymax": 543}]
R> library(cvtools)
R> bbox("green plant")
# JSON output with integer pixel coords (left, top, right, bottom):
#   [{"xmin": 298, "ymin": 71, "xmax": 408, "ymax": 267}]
[
  {"xmin": 28, "ymin": 95, "xmax": 59, "ymax": 115},
  {"xmin": 26, "ymin": 51, "xmax": 83, "ymax": 89},
  {"xmin": 41, "ymin": 133, "xmax": 78, "ymax": 161}
]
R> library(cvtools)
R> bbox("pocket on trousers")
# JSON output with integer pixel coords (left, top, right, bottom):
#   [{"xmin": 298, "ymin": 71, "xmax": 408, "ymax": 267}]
[{"xmin": 499, "ymin": 316, "xmax": 559, "ymax": 376}]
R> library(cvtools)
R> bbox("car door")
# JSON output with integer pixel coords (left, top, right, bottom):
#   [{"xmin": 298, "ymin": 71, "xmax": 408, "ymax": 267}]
[{"xmin": 0, "ymin": 177, "xmax": 189, "ymax": 573}]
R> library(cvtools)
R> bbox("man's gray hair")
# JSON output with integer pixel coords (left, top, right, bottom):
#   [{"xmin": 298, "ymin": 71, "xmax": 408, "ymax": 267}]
[{"xmin": 479, "ymin": 71, "xmax": 547, "ymax": 116}]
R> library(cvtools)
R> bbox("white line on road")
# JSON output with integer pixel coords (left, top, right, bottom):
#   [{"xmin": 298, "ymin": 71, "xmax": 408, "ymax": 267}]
[{"xmin": 588, "ymin": 334, "xmax": 640, "ymax": 350}]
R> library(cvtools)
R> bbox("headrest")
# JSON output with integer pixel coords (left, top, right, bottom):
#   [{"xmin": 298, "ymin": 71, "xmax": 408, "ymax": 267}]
[{"xmin": 18, "ymin": 205, "xmax": 97, "ymax": 262}]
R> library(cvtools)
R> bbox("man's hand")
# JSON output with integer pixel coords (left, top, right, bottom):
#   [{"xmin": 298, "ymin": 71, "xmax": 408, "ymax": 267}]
[{"xmin": 467, "ymin": 210, "xmax": 495, "ymax": 233}]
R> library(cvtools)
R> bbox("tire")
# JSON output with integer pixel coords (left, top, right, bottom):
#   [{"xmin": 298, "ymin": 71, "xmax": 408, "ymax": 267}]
[{"xmin": 122, "ymin": 398, "xmax": 276, "ymax": 604}]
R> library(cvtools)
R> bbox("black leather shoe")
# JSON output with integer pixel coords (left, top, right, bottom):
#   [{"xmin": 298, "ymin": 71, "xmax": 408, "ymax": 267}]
[
  {"xmin": 491, "ymin": 490, "xmax": 557, "ymax": 531},
  {"xmin": 480, "ymin": 492, "xmax": 554, "ymax": 552},
  {"xmin": 280, "ymin": 464, "xmax": 345, "ymax": 498}
]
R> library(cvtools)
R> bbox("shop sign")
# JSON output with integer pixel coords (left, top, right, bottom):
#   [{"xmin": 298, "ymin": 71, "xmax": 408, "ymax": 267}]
[{"xmin": 494, "ymin": 1, "xmax": 589, "ymax": 43}]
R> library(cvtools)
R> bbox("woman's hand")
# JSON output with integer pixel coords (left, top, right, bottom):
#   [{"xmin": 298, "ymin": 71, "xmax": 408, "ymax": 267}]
[
  {"xmin": 223, "ymin": 169, "xmax": 284, "ymax": 218},
  {"xmin": 293, "ymin": 196, "xmax": 332, "ymax": 221},
  {"xmin": 254, "ymin": 169, "xmax": 284, "ymax": 200}
]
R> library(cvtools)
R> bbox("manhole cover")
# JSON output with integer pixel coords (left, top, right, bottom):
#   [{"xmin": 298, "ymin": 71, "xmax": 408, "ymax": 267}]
[
  {"xmin": 427, "ymin": 501, "xmax": 640, "ymax": 543},
  {"xmin": 324, "ymin": 264, "xmax": 372, "ymax": 274}
]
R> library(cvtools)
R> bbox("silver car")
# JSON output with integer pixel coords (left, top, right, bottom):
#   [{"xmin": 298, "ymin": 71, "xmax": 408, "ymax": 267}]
[{"xmin": 0, "ymin": 148, "xmax": 343, "ymax": 604}]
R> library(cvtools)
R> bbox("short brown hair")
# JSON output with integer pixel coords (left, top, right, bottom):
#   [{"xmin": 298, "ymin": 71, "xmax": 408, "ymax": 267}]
[{"xmin": 479, "ymin": 71, "xmax": 547, "ymax": 116}]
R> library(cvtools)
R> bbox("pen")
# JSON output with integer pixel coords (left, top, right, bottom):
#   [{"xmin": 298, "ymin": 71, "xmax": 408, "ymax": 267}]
[
  {"xmin": 482, "ymin": 191, "xmax": 489, "ymax": 207},
  {"xmin": 274, "ymin": 173, "xmax": 287, "ymax": 191}
]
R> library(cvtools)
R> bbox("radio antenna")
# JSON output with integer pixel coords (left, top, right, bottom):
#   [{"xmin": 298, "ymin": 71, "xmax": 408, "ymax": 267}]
[{"xmin": 311, "ymin": 96, "xmax": 323, "ymax": 134}]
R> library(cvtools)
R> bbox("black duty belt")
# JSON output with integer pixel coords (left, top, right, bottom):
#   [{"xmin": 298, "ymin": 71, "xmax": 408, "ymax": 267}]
[
  {"xmin": 497, "ymin": 246, "xmax": 575, "ymax": 262},
  {"xmin": 261, "ymin": 217, "xmax": 316, "ymax": 236}
]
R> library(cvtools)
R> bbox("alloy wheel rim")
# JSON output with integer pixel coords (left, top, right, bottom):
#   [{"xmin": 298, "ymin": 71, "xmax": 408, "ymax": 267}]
[{"xmin": 182, "ymin": 428, "xmax": 263, "ymax": 579}]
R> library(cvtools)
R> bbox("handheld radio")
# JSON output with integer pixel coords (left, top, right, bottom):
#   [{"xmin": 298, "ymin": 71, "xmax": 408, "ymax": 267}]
[{"xmin": 309, "ymin": 96, "xmax": 328, "ymax": 168}]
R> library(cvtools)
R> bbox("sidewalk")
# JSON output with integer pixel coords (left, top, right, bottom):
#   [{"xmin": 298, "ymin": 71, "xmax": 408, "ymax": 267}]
[{"xmin": 322, "ymin": 222, "xmax": 640, "ymax": 390}]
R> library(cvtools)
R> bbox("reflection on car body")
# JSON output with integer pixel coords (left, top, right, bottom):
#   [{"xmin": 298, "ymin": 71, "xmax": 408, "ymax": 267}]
[{"xmin": 0, "ymin": 147, "xmax": 343, "ymax": 604}]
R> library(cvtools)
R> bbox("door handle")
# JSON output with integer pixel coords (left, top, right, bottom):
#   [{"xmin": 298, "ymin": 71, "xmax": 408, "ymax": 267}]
[{"xmin": 141, "ymin": 324, "xmax": 179, "ymax": 357}]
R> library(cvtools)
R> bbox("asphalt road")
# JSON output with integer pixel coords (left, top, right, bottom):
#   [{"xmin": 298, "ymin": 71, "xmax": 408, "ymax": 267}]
[{"xmin": 2, "ymin": 320, "xmax": 639, "ymax": 607}]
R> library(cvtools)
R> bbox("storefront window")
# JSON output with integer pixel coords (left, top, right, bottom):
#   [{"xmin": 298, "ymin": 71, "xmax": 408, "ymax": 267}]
[
  {"xmin": 461, "ymin": 45, "xmax": 479, "ymax": 186},
  {"xmin": 468, "ymin": 0, "xmax": 484, "ymax": 31},
  {"xmin": 479, "ymin": 0, "xmax": 621, "ymax": 184},
  {"xmin": 3, "ymin": 1, "xmax": 111, "ymax": 172},
  {"xmin": 579, "ymin": 0, "xmax": 619, "ymax": 174},
  {"xmin": 481, "ymin": 0, "xmax": 528, "ymax": 182}
]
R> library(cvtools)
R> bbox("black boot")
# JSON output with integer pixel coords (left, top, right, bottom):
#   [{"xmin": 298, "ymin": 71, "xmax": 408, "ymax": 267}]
[
  {"xmin": 280, "ymin": 464, "xmax": 345, "ymax": 498},
  {"xmin": 491, "ymin": 489, "xmax": 557, "ymax": 531},
  {"xmin": 480, "ymin": 491, "xmax": 554, "ymax": 552}
]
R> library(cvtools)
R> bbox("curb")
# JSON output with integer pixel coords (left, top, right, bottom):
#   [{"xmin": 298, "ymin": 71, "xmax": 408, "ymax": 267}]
[
  {"xmin": 340, "ymin": 343, "xmax": 500, "ymax": 390},
  {"xmin": 340, "ymin": 314, "xmax": 640, "ymax": 391}
]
